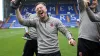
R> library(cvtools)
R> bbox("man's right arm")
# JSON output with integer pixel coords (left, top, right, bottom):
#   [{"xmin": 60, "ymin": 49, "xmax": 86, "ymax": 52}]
[
  {"xmin": 15, "ymin": 8, "xmax": 36, "ymax": 27},
  {"xmin": 16, "ymin": 8, "xmax": 24, "ymax": 24}
]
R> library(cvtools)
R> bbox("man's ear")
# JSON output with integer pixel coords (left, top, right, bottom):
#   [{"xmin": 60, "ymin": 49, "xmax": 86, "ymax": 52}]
[{"xmin": 46, "ymin": 8, "xmax": 47, "ymax": 12}]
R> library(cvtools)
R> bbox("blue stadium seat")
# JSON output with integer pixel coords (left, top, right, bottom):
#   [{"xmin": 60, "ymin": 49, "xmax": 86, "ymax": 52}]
[{"xmin": 3, "ymin": 3, "xmax": 79, "ymax": 28}]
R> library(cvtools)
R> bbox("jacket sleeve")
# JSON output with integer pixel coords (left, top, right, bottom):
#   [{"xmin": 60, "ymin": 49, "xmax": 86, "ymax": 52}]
[
  {"xmin": 56, "ymin": 19, "xmax": 73, "ymax": 40},
  {"xmin": 20, "ymin": 14, "xmax": 37, "ymax": 27},
  {"xmin": 86, "ymin": 7, "xmax": 100, "ymax": 22}
]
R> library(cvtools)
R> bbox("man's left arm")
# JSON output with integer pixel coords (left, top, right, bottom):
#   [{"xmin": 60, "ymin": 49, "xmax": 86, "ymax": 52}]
[
  {"xmin": 56, "ymin": 19, "xmax": 76, "ymax": 46},
  {"xmin": 86, "ymin": 7, "xmax": 100, "ymax": 22}
]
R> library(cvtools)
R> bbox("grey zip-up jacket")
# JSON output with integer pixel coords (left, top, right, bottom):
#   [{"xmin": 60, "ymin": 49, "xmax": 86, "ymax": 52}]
[
  {"xmin": 79, "ymin": 0, "xmax": 100, "ymax": 42},
  {"xmin": 19, "ymin": 16, "xmax": 73, "ymax": 54}
]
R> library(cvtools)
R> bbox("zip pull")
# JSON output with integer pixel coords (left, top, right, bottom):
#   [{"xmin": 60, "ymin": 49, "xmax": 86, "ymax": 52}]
[{"xmin": 45, "ymin": 23, "xmax": 46, "ymax": 28}]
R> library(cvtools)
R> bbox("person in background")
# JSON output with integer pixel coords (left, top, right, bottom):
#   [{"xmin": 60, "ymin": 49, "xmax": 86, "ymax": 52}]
[
  {"xmin": 77, "ymin": 0, "xmax": 100, "ymax": 56},
  {"xmin": 22, "ymin": 14, "xmax": 38, "ymax": 56}
]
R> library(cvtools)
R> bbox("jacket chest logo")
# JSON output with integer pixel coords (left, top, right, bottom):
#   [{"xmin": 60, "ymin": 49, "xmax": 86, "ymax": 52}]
[{"xmin": 50, "ymin": 23, "xmax": 54, "ymax": 27}]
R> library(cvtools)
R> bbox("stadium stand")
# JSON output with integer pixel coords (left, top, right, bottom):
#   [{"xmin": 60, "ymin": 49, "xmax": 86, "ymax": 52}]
[{"xmin": 2, "ymin": 1, "xmax": 79, "ymax": 28}]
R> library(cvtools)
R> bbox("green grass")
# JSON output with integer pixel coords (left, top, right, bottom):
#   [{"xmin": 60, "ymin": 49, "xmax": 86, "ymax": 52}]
[{"xmin": 0, "ymin": 28, "xmax": 78, "ymax": 56}]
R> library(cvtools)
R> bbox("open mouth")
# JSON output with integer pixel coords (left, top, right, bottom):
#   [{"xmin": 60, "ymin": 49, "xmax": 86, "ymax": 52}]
[
  {"xmin": 39, "ymin": 11, "xmax": 44, "ymax": 15},
  {"xmin": 40, "ymin": 12, "xmax": 43, "ymax": 15},
  {"xmin": 39, "ymin": 11, "xmax": 43, "ymax": 15},
  {"xmin": 38, "ymin": 11, "xmax": 45, "ymax": 17}
]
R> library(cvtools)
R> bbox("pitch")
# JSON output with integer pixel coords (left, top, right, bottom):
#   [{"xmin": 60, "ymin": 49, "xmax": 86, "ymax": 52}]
[{"xmin": 0, "ymin": 28, "xmax": 78, "ymax": 56}]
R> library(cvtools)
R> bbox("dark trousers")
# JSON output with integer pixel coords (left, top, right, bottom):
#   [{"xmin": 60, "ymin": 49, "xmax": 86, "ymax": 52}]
[
  {"xmin": 77, "ymin": 38, "xmax": 100, "ymax": 56},
  {"xmin": 22, "ymin": 39, "xmax": 37, "ymax": 56},
  {"xmin": 37, "ymin": 51, "xmax": 61, "ymax": 56}
]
